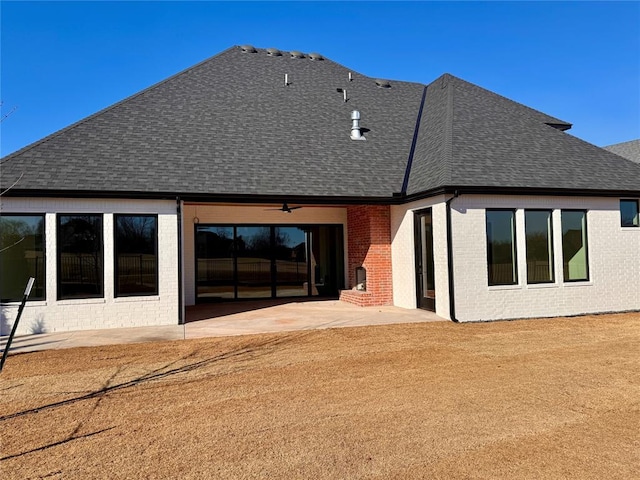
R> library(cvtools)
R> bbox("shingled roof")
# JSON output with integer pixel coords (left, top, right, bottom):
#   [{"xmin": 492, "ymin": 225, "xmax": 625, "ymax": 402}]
[
  {"xmin": 2, "ymin": 45, "xmax": 639, "ymax": 201},
  {"xmin": 604, "ymin": 139, "xmax": 640, "ymax": 164}
]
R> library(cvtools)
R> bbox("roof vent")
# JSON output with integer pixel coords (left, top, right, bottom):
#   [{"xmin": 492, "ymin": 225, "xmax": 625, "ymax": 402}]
[
  {"xmin": 240, "ymin": 45, "xmax": 257, "ymax": 53},
  {"xmin": 266, "ymin": 48, "xmax": 282, "ymax": 56},
  {"xmin": 308, "ymin": 53, "xmax": 324, "ymax": 61},
  {"xmin": 290, "ymin": 51, "xmax": 305, "ymax": 59},
  {"xmin": 350, "ymin": 110, "xmax": 366, "ymax": 141},
  {"xmin": 375, "ymin": 79, "xmax": 391, "ymax": 88}
]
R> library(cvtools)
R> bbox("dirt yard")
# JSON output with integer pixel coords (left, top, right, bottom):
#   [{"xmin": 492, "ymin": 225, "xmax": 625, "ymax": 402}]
[{"xmin": 1, "ymin": 313, "xmax": 638, "ymax": 479}]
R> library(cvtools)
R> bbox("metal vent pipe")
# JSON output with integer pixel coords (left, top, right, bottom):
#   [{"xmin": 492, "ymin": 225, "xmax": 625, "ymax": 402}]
[{"xmin": 350, "ymin": 110, "xmax": 365, "ymax": 140}]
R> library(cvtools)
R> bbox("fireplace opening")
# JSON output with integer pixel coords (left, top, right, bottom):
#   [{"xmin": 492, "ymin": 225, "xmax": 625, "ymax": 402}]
[{"xmin": 355, "ymin": 266, "xmax": 367, "ymax": 291}]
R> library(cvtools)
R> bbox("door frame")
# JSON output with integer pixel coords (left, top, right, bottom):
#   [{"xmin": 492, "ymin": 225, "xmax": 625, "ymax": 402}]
[
  {"xmin": 414, "ymin": 208, "xmax": 436, "ymax": 311},
  {"xmin": 194, "ymin": 223, "xmax": 344, "ymax": 303}
]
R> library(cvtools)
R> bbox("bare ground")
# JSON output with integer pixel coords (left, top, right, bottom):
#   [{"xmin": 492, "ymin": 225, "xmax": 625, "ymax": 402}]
[{"xmin": 1, "ymin": 313, "xmax": 639, "ymax": 479}]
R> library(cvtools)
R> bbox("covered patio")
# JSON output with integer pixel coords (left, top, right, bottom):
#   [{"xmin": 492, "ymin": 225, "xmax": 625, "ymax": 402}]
[{"xmin": 1, "ymin": 299, "xmax": 444, "ymax": 354}]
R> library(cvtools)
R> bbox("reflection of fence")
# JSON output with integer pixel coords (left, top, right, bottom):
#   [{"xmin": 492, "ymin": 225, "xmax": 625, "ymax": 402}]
[
  {"xmin": 488, "ymin": 263, "xmax": 515, "ymax": 284},
  {"xmin": 25, "ymin": 256, "xmax": 45, "ymax": 284},
  {"xmin": 198, "ymin": 258, "xmax": 234, "ymax": 282},
  {"xmin": 274, "ymin": 260, "xmax": 307, "ymax": 283},
  {"xmin": 59, "ymin": 254, "xmax": 101, "ymax": 285},
  {"xmin": 117, "ymin": 254, "xmax": 157, "ymax": 288},
  {"xmin": 527, "ymin": 261, "xmax": 552, "ymax": 283},
  {"xmin": 197, "ymin": 258, "xmax": 307, "ymax": 284}
]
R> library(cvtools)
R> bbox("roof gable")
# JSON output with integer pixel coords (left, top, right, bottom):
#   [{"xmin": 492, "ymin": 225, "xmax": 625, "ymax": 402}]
[
  {"xmin": 2, "ymin": 46, "xmax": 639, "ymax": 200},
  {"xmin": 1, "ymin": 46, "xmax": 424, "ymax": 198},
  {"xmin": 406, "ymin": 74, "xmax": 640, "ymax": 195}
]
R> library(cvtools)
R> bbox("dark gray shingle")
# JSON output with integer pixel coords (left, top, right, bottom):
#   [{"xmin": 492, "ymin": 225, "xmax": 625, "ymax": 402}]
[{"xmin": 2, "ymin": 46, "xmax": 639, "ymax": 199}]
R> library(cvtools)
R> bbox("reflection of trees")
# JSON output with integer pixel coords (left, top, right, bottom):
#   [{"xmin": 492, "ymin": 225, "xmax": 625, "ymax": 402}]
[
  {"xmin": 0, "ymin": 217, "xmax": 44, "ymax": 301},
  {"xmin": 489, "ymin": 240, "xmax": 514, "ymax": 263},
  {"xmin": 526, "ymin": 232, "xmax": 550, "ymax": 260},
  {"xmin": 0, "ymin": 217, "xmax": 43, "ymax": 251},
  {"xmin": 116, "ymin": 216, "xmax": 155, "ymax": 253},
  {"xmin": 59, "ymin": 216, "xmax": 102, "ymax": 296},
  {"xmin": 196, "ymin": 229, "xmax": 234, "ymax": 258}
]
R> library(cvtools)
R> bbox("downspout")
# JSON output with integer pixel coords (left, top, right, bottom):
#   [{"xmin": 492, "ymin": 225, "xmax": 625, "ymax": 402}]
[
  {"xmin": 176, "ymin": 196, "xmax": 184, "ymax": 326},
  {"xmin": 445, "ymin": 190, "xmax": 459, "ymax": 322}
]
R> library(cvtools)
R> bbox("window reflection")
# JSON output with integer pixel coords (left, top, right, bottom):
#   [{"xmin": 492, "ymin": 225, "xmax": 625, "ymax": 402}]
[
  {"xmin": 0, "ymin": 214, "xmax": 46, "ymax": 302},
  {"xmin": 525, "ymin": 210, "xmax": 554, "ymax": 284},
  {"xmin": 58, "ymin": 215, "xmax": 103, "ymax": 299},
  {"xmin": 486, "ymin": 210, "xmax": 517, "ymax": 285},
  {"xmin": 115, "ymin": 215, "xmax": 158, "ymax": 296}
]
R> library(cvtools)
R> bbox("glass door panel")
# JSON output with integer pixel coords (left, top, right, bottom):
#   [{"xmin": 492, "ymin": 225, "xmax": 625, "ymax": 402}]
[
  {"xmin": 274, "ymin": 227, "xmax": 308, "ymax": 297},
  {"xmin": 195, "ymin": 226, "xmax": 235, "ymax": 300},
  {"xmin": 415, "ymin": 210, "xmax": 436, "ymax": 311},
  {"xmin": 309, "ymin": 225, "xmax": 344, "ymax": 297},
  {"xmin": 236, "ymin": 227, "xmax": 272, "ymax": 298}
]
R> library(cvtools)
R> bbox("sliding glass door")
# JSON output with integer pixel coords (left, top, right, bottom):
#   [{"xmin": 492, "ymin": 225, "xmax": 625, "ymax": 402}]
[
  {"xmin": 236, "ymin": 227, "xmax": 272, "ymax": 298},
  {"xmin": 195, "ymin": 226, "xmax": 235, "ymax": 300},
  {"xmin": 195, "ymin": 224, "xmax": 343, "ymax": 302},
  {"xmin": 274, "ymin": 227, "xmax": 308, "ymax": 297}
]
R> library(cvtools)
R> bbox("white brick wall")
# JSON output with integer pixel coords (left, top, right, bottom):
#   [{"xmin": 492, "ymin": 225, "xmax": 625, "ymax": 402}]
[
  {"xmin": 452, "ymin": 194, "xmax": 640, "ymax": 321},
  {"xmin": 182, "ymin": 204, "xmax": 348, "ymax": 305},
  {"xmin": 1, "ymin": 198, "xmax": 179, "ymax": 335},
  {"xmin": 391, "ymin": 195, "xmax": 451, "ymax": 319},
  {"xmin": 391, "ymin": 194, "xmax": 640, "ymax": 322}
]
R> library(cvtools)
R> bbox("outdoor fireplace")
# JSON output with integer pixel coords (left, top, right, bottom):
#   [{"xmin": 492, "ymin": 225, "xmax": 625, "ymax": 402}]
[{"xmin": 355, "ymin": 266, "xmax": 367, "ymax": 291}]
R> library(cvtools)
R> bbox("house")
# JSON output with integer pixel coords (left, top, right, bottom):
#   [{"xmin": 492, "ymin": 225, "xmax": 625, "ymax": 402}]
[
  {"xmin": 1, "ymin": 45, "xmax": 639, "ymax": 335},
  {"xmin": 604, "ymin": 139, "xmax": 640, "ymax": 164}
]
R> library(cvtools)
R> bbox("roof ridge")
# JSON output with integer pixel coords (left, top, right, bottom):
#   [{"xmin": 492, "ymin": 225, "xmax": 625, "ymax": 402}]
[
  {"xmin": 0, "ymin": 46, "xmax": 238, "ymax": 161},
  {"xmin": 443, "ymin": 75, "xmax": 454, "ymax": 185},
  {"xmin": 400, "ymin": 86, "xmax": 428, "ymax": 194},
  {"xmin": 444, "ymin": 73, "xmax": 572, "ymax": 128}
]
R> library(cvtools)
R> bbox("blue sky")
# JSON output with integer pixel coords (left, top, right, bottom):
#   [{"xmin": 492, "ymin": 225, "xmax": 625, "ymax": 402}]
[{"xmin": 1, "ymin": 1, "xmax": 638, "ymax": 156}]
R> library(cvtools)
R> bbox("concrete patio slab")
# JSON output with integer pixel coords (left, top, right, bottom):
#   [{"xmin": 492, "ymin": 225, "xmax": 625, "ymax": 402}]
[{"xmin": 0, "ymin": 299, "xmax": 445, "ymax": 355}]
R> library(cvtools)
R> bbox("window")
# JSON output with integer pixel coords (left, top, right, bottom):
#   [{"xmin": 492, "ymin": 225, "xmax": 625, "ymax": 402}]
[
  {"xmin": 57, "ymin": 214, "xmax": 103, "ymax": 299},
  {"xmin": 486, "ymin": 210, "xmax": 517, "ymax": 285},
  {"xmin": 0, "ymin": 214, "xmax": 46, "ymax": 302},
  {"xmin": 561, "ymin": 210, "xmax": 589, "ymax": 282},
  {"xmin": 525, "ymin": 210, "xmax": 554, "ymax": 283},
  {"xmin": 115, "ymin": 215, "xmax": 158, "ymax": 296},
  {"xmin": 620, "ymin": 199, "xmax": 639, "ymax": 227}
]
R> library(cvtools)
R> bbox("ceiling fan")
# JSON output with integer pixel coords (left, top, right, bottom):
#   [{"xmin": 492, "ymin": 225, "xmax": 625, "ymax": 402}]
[{"xmin": 265, "ymin": 202, "xmax": 303, "ymax": 213}]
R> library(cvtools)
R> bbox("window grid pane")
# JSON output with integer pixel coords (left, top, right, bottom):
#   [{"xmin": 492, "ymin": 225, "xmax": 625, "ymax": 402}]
[
  {"xmin": 561, "ymin": 210, "xmax": 589, "ymax": 282},
  {"xmin": 115, "ymin": 215, "xmax": 158, "ymax": 297},
  {"xmin": 57, "ymin": 215, "xmax": 103, "ymax": 299},
  {"xmin": 486, "ymin": 210, "xmax": 517, "ymax": 286},
  {"xmin": 620, "ymin": 200, "xmax": 639, "ymax": 227},
  {"xmin": 0, "ymin": 214, "xmax": 46, "ymax": 302},
  {"xmin": 525, "ymin": 210, "xmax": 554, "ymax": 284}
]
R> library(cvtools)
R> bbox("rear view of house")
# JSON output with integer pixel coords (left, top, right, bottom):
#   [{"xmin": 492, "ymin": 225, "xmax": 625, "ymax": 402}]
[{"xmin": 1, "ymin": 45, "xmax": 639, "ymax": 335}]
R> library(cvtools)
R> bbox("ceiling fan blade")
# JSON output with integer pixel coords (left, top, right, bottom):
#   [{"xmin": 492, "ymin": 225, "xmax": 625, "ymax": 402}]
[{"xmin": 263, "ymin": 203, "xmax": 303, "ymax": 212}]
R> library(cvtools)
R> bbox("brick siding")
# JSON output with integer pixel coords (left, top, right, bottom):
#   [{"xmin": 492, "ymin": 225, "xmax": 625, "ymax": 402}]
[{"xmin": 340, "ymin": 205, "xmax": 393, "ymax": 306}]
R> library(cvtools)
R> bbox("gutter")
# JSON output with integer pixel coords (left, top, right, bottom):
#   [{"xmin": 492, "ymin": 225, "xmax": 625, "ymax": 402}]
[
  {"xmin": 176, "ymin": 196, "xmax": 184, "ymax": 326},
  {"xmin": 4, "ymin": 185, "xmax": 639, "ymax": 204},
  {"xmin": 445, "ymin": 190, "xmax": 459, "ymax": 322}
]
